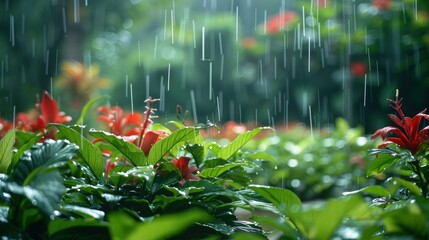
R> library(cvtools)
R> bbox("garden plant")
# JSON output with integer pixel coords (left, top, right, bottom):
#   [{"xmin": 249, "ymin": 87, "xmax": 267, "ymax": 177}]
[{"xmin": 0, "ymin": 89, "xmax": 428, "ymax": 239}]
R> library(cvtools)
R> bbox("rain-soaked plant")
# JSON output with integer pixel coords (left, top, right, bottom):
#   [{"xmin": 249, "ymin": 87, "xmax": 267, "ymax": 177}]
[{"xmin": 369, "ymin": 90, "xmax": 429, "ymax": 199}]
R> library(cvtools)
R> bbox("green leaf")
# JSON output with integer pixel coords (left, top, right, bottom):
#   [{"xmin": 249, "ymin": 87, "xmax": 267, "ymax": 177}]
[
  {"xmin": 10, "ymin": 133, "xmax": 44, "ymax": 174},
  {"xmin": 59, "ymin": 205, "xmax": 105, "ymax": 219},
  {"xmin": 249, "ymin": 185, "xmax": 301, "ymax": 215},
  {"xmin": 217, "ymin": 127, "xmax": 271, "ymax": 160},
  {"xmin": 12, "ymin": 139, "xmax": 78, "ymax": 184},
  {"xmin": 89, "ymin": 129, "xmax": 146, "ymax": 166},
  {"xmin": 391, "ymin": 177, "xmax": 421, "ymax": 196},
  {"xmin": 343, "ymin": 185, "xmax": 391, "ymax": 197},
  {"xmin": 76, "ymin": 95, "xmax": 110, "ymax": 125},
  {"xmin": 292, "ymin": 196, "xmax": 363, "ymax": 240},
  {"xmin": 366, "ymin": 153, "xmax": 401, "ymax": 176},
  {"xmin": 0, "ymin": 130, "xmax": 15, "ymax": 174},
  {"xmin": 148, "ymin": 128, "xmax": 198, "ymax": 165},
  {"xmin": 124, "ymin": 209, "xmax": 211, "ymax": 240},
  {"xmin": 108, "ymin": 211, "xmax": 138, "ymax": 240},
  {"xmin": 151, "ymin": 162, "xmax": 180, "ymax": 193},
  {"xmin": 200, "ymin": 163, "xmax": 245, "ymax": 178},
  {"xmin": 6, "ymin": 170, "xmax": 65, "ymax": 215},
  {"xmin": 185, "ymin": 143, "xmax": 206, "ymax": 167},
  {"xmin": 49, "ymin": 124, "xmax": 104, "ymax": 179},
  {"xmin": 48, "ymin": 218, "xmax": 109, "ymax": 240}
]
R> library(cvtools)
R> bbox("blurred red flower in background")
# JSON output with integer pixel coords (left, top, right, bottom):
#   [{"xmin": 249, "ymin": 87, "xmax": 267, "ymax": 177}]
[
  {"xmin": 265, "ymin": 11, "xmax": 297, "ymax": 34},
  {"xmin": 350, "ymin": 62, "xmax": 367, "ymax": 77},
  {"xmin": 372, "ymin": 0, "xmax": 392, "ymax": 10}
]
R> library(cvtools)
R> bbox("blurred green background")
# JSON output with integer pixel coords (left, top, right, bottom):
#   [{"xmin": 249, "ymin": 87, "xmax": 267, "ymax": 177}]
[{"xmin": 1, "ymin": 0, "xmax": 428, "ymax": 133}]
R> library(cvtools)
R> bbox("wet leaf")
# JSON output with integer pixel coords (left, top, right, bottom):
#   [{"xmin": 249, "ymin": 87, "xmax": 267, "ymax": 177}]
[
  {"xmin": 249, "ymin": 185, "xmax": 301, "ymax": 215},
  {"xmin": 124, "ymin": 209, "xmax": 211, "ymax": 240},
  {"xmin": 89, "ymin": 129, "xmax": 146, "ymax": 166},
  {"xmin": 343, "ymin": 185, "xmax": 391, "ymax": 197},
  {"xmin": 0, "ymin": 130, "xmax": 15, "ymax": 174},
  {"xmin": 148, "ymin": 128, "xmax": 198, "ymax": 165},
  {"xmin": 49, "ymin": 124, "xmax": 104, "ymax": 179},
  {"xmin": 218, "ymin": 128, "xmax": 270, "ymax": 160},
  {"xmin": 12, "ymin": 139, "xmax": 78, "ymax": 184}
]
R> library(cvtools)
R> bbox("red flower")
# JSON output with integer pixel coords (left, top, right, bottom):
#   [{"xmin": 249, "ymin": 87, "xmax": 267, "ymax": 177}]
[
  {"xmin": 371, "ymin": 92, "xmax": 429, "ymax": 155},
  {"xmin": 350, "ymin": 62, "xmax": 367, "ymax": 77},
  {"xmin": 16, "ymin": 91, "xmax": 71, "ymax": 135},
  {"xmin": 372, "ymin": 0, "xmax": 392, "ymax": 10},
  {"xmin": 171, "ymin": 157, "xmax": 200, "ymax": 186},
  {"xmin": 96, "ymin": 98, "xmax": 169, "ymax": 156},
  {"xmin": 265, "ymin": 11, "xmax": 297, "ymax": 34}
]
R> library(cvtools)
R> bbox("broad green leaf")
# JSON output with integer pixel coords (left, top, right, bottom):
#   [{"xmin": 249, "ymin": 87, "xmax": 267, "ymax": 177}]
[
  {"xmin": 217, "ymin": 127, "xmax": 271, "ymax": 160},
  {"xmin": 150, "ymin": 162, "xmax": 180, "ymax": 193},
  {"xmin": 6, "ymin": 170, "xmax": 65, "ymax": 215},
  {"xmin": 89, "ymin": 129, "xmax": 146, "ymax": 166},
  {"xmin": 148, "ymin": 128, "xmax": 198, "ymax": 165},
  {"xmin": 343, "ymin": 185, "xmax": 391, "ymax": 197},
  {"xmin": 59, "ymin": 205, "xmax": 105, "ymax": 219},
  {"xmin": 200, "ymin": 163, "xmax": 244, "ymax": 178},
  {"xmin": 366, "ymin": 153, "xmax": 401, "ymax": 176},
  {"xmin": 76, "ymin": 95, "xmax": 109, "ymax": 125},
  {"xmin": 185, "ymin": 143, "xmax": 206, "ymax": 167},
  {"xmin": 10, "ymin": 133, "xmax": 44, "ymax": 174},
  {"xmin": 392, "ymin": 177, "xmax": 421, "ymax": 196},
  {"xmin": 108, "ymin": 211, "xmax": 138, "ymax": 240},
  {"xmin": 291, "ymin": 196, "xmax": 363, "ymax": 240},
  {"xmin": 0, "ymin": 130, "xmax": 15, "ymax": 174},
  {"xmin": 125, "ymin": 209, "xmax": 211, "ymax": 240},
  {"xmin": 12, "ymin": 139, "xmax": 78, "ymax": 184},
  {"xmin": 247, "ymin": 151, "xmax": 276, "ymax": 163},
  {"xmin": 249, "ymin": 185, "xmax": 301, "ymax": 215},
  {"xmin": 48, "ymin": 218, "xmax": 109, "ymax": 240},
  {"xmin": 50, "ymin": 124, "xmax": 104, "ymax": 179}
]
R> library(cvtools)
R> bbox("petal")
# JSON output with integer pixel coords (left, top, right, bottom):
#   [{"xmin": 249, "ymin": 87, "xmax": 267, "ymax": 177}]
[
  {"xmin": 140, "ymin": 131, "xmax": 160, "ymax": 155},
  {"xmin": 388, "ymin": 114, "xmax": 403, "ymax": 128},
  {"xmin": 40, "ymin": 91, "xmax": 59, "ymax": 123},
  {"xmin": 371, "ymin": 126, "xmax": 399, "ymax": 139},
  {"xmin": 124, "ymin": 113, "xmax": 143, "ymax": 126}
]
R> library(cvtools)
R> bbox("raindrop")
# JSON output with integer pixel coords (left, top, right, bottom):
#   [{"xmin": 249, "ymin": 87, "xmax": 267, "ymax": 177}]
[
  {"xmin": 62, "ymin": 7, "xmax": 67, "ymax": 34},
  {"xmin": 130, "ymin": 83, "xmax": 134, "ymax": 114},
  {"xmin": 74, "ymin": 0, "xmax": 80, "ymax": 23},
  {"xmin": 235, "ymin": 6, "xmax": 239, "ymax": 42},
  {"xmin": 209, "ymin": 61, "xmax": 213, "ymax": 100},
  {"xmin": 201, "ymin": 26, "xmax": 206, "ymax": 60},
  {"xmin": 146, "ymin": 75, "xmax": 150, "ymax": 99},
  {"xmin": 190, "ymin": 90, "xmax": 198, "ymax": 123},
  {"xmin": 167, "ymin": 63, "xmax": 171, "ymax": 91},
  {"xmin": 171, "ymin": 9, "xmax": 175, "ymax": 44},
  {"xmin": 125, "ymin": 75, "xmax": 129, "ymax": 98},
  {"xmin": 10, "ymin": 14, "xmax": 15, "ymax": 47},
  {"xmin": 153, "ymin": 35, "xmax": 158, "ymax": 59}
]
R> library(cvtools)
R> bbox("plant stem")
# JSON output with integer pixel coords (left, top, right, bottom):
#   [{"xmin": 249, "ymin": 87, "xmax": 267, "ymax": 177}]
[{"xmin": 411, "ymin": 161, "xmax": 428, "ymax": 198}]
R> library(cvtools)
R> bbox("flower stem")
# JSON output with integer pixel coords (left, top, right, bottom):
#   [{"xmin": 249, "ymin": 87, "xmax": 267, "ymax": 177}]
[{"xmin": 410, "ymin": 161, "xmax": 428, "ymax": 198}]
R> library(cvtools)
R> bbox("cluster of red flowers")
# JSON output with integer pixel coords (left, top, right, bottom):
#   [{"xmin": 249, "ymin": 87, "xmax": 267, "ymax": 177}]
[
  {"xmin": 97, "ymin": 98, "xmax": 199, "ymax": 184},
  {"xmin": 0, "ymin": 91, "xmax": 72, "ymax": 139}
]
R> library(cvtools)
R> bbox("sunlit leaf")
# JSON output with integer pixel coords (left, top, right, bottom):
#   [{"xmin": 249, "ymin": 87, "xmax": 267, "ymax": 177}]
[
  {"xmin": 89, "ymin": 129, "xmax": 146, "ymax": 166},
  {"xmin": 76, "ymin": 95, "xmax": 110, "ymax": 125},
  {"xmin": 0, "ymin": 130, "xmax": 15, "ymax": 174},
  {"xmin": 217, "ymin": 127, "xmax": 271, "ymax": 160},
  {"xmin": 148, "ymin": 128, "xmax": 198, "ymax": 165},
  {"xmin": 49, "ymin": 124, "xmax": 104, "ymax": 179},
  {"xmin": 185, "ymin": 143, "xmax": 206, "ymax": 167}
]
